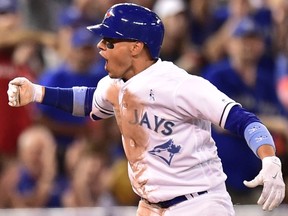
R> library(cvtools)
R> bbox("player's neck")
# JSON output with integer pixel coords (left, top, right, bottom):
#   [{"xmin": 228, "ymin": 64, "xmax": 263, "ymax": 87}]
[{"xmin": 124, "ymin": 58, "xmax": 156, "ymax": 81}]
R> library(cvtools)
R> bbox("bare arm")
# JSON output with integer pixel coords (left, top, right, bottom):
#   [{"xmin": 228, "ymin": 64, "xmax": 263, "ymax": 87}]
[{"xmin": 257, "ymin": 144, "xmax": 276, "ymax": 159}]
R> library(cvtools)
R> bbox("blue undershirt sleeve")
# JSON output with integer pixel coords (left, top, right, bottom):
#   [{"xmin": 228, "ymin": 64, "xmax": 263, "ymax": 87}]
[
  {"xmin": 42, "ymin": 86, "xmax": 96, "ymax": 117},
  {"xmin": 224, "ymin": 105, "xmax": 260, "ymax": 136},
  {"xmin": 224, "ymin": 105, "xmax": 275, "ymax": 157},
  {"xmin": 42, "ymin": 87, "xmax": 73, "ymax": 113},
  {"xmin": 84, "ymin": 87, "xmax": 96, "ymax": 116}
]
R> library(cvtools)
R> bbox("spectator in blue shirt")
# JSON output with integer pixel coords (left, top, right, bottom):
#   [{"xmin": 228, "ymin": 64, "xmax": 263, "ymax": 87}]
[
  {"xmin": 203, "ymin": 17, "xmax": 286, "ymax": 204},
  {"xmin": 37, "ymin": 27, "xmax": 106, "ymax": 176}
]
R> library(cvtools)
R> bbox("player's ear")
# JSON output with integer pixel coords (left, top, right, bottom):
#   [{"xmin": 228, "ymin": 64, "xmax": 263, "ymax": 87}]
[{"xmin": 130, "ymin": 41, "xmax": 146, "ymax": 57}]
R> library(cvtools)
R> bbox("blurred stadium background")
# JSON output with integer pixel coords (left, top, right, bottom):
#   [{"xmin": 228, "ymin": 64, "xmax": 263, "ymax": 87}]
[{"xmin": 0, "ymin": 0, "xmax": 288, "ymax": 215}]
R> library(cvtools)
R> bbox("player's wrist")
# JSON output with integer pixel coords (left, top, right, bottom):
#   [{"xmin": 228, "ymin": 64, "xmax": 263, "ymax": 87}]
[
  {"xmin": 262, "ymin": 156, "xmax": 281, "ymax": 166},
  {"xmin": 33, "ymin": 84, "xmax": 44, "ymax": 103}
]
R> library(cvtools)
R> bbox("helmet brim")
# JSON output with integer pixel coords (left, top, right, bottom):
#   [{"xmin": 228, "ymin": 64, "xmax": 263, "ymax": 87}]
[{"xmin": 87, "ymin": 23, "xmax": 124, "ymax": 39}]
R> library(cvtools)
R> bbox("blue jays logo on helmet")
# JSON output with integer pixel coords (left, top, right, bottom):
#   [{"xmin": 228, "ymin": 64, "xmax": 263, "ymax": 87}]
[
  {"xmin": 104, "ymin": 8, "xmax": 113, "ymax": 19},
  {"xmin": 87, "ymin": 3, "xmax": 164, "ymax": 59},
  {"xmin": 149, "ymin": 139, "xmax": 181, "ymax": 166}
]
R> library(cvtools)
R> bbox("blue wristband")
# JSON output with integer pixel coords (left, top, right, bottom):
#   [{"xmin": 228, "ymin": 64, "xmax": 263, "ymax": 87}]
[{"xmin": 244, "ymin": 122, "xmax": 275, "ymax": 157}]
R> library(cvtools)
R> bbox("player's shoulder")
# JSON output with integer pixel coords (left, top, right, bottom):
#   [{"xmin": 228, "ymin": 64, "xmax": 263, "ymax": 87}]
[
  {"xmin": 155, "ymin": 60, "xmax": 191, "ymax": 80},
  {"xmin": 155, "ymin": 60, "xmax": 212, "ymax": 87},
  {"xmin": 158, "ymin": 60, "xmax": 187, "ymax": 73}
]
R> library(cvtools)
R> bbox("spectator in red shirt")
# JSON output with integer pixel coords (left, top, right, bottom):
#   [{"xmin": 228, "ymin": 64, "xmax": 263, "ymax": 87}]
[{"xmin": 0, "ymin": 0, "xmax": 56, "ymax": 158}]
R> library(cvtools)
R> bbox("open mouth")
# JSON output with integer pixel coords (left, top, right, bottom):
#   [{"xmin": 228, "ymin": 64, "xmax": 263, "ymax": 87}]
[
  {"xmin": 104, "ymin": 57, "xmax": 108, "ymax": 65},
  {"xmin": 103, "ymin": 58, "xmax": 109, "ymax": 72},
  {"xmin": 99, "ymin": 52, "xmax": 108, "ymax": 66}
]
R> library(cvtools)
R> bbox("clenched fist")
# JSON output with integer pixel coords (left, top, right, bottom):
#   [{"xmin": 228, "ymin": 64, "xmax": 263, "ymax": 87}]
[{"xmin": 7, "ymin": 77, "xmax": 44, "ymax": 107}]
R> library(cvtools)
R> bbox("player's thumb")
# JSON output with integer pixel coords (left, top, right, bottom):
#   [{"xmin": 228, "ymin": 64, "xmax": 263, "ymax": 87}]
[{"xmin": 243, "ymin": 176, "xmax": 262, "ymax": 188}]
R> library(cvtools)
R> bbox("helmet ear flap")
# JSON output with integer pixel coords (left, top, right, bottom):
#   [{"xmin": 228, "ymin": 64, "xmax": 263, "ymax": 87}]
[{"xmin": 87, "ymin": 3, "xmax": 164, "ymax": 60}]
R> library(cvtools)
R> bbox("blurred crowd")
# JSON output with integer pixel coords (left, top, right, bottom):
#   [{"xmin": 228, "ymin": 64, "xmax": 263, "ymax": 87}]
[{"xmin": 0, "ymin": 0, "xmax": 287, "ymax": 209}]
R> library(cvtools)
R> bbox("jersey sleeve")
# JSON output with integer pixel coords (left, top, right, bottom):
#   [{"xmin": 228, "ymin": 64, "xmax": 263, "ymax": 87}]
[
  {"xmin": 175, "ymin": 76, "xmax": 240, "ymax": 128},
  {"xmin": 90, "ymin": 76, "xmax": 115, "ymax": 120}
]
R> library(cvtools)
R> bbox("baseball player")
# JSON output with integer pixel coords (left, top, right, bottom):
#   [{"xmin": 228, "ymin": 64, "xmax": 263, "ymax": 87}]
[{"xmin": 7, "ymin": 3, "xmax": 285, "ymax": 216}]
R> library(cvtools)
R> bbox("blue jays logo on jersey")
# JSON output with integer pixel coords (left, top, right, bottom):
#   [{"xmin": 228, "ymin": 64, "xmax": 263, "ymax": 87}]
[{"xmin": 148, "ymin": 139, "xmax": 181, "ymax": 166}]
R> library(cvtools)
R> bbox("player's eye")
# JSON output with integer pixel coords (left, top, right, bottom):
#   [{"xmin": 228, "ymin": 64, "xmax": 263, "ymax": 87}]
[
  {"xmin": 102, "ymin": 38, "xmax": 138, "ymax": 49},
  {"xmin": 103, "ymin": 38, "xmax": 115, "ymax": 49}
]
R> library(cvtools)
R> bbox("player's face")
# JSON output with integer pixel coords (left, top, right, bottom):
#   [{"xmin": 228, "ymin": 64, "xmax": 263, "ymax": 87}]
[{"xmin": 97, "ymin": 38, "xmax": 138, "ymax": 80}]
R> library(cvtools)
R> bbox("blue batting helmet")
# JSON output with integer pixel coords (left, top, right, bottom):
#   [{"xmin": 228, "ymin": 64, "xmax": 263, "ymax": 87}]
[{"xmin": 87, "ymin": 3, "xmax": 164, "ymax": 60}]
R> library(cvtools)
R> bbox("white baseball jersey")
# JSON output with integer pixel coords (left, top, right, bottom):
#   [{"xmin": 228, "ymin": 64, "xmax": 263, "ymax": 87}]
[{"xmin": 90, "ymin": 59, "xmax": 239, "ymax": 203}]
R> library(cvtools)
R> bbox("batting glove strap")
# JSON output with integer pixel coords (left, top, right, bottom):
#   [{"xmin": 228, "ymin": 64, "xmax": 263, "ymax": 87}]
[{"xmin": 244, "ymin": 156, "xmax": 286, "ymax": 211}]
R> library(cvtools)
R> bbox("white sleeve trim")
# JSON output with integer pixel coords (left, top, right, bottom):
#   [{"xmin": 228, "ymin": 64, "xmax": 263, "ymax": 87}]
[
  {"xmin": 219, "ymin": 102, "xmax": 240, "ymax": 128},
  {"xmin": 90, "ymin": 89, "xmax": 114, "ymax": 120}
]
